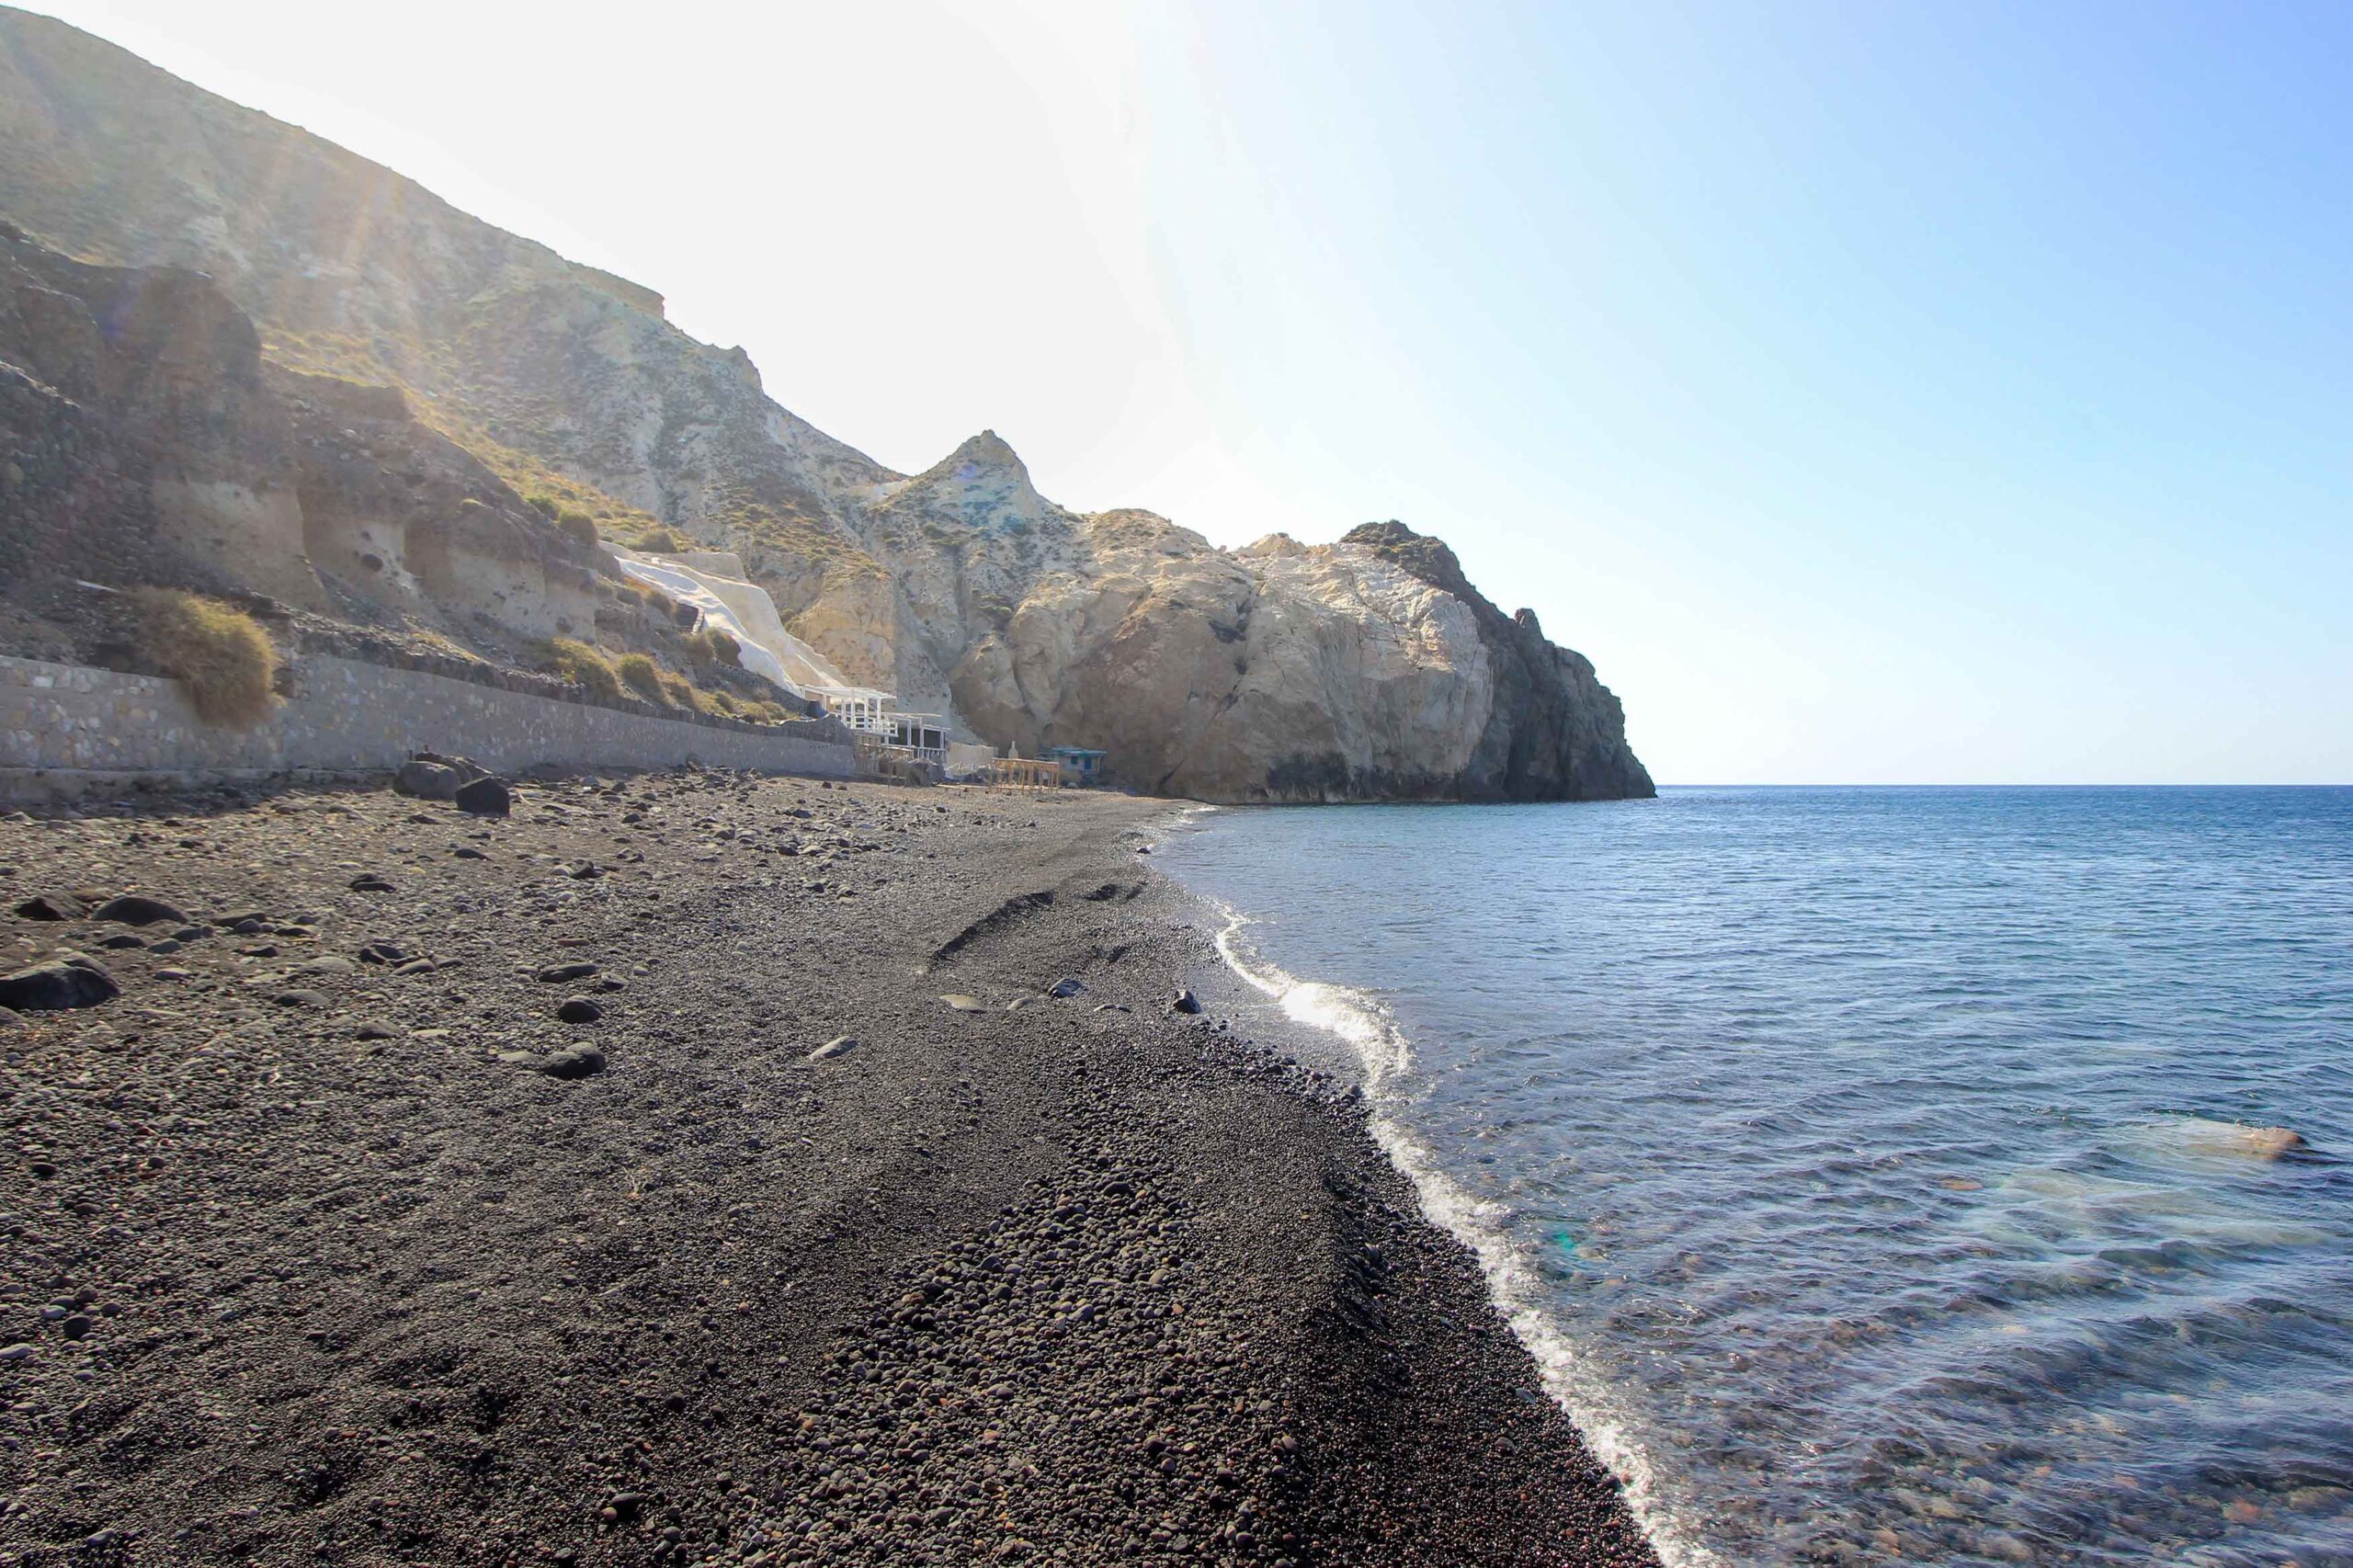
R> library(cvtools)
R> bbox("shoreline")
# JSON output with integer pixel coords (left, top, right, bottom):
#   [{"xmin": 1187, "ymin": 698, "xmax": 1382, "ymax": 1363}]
[
  {"xmin": 1165, "ymin": 844, "xmax": 1696, "ymax": 1568},
  {"xmin": 0, "ymin": 772, "xmax": 1658, "ymax": 1566}
]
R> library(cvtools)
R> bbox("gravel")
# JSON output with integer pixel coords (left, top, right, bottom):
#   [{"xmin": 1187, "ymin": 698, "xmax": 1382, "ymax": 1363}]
[{"xmin": 0, "ymin": 770, "xmax": 1656, "ymax": 1566}]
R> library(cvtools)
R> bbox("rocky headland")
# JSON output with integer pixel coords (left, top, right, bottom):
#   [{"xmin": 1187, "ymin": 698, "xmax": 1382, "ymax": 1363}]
[
  {"xmin": 0, "ymin": 772, "xmax": 1660, "ymax": 1565},
  {"xmin": 0, "ymin": 7, "xmax": 1651, "ymax": 804}
]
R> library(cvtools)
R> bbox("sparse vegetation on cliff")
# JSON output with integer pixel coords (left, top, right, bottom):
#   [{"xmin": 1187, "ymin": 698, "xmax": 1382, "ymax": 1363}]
[
  {"xmin": 681, "ymin": 629, "xmax": 741, "ymax": 668},
  {"xmin": 615, "ymin": 652, "xmax": 665, "ymax": 704},
  {"xmin": 130, "ymin": 588, "xmax": 278, "ymax": 727},
  {"xmin": 543, "ymin": 637, "xmax": 623, "ymax": 699}
]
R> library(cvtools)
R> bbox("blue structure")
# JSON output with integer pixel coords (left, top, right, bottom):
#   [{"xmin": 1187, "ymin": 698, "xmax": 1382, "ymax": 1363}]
[{"xmin": 1040, "ymin": 744, "xmax": 1108, "ymax": 786}]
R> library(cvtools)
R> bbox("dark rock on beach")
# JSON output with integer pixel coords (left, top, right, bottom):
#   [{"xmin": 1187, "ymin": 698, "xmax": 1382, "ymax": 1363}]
[
  {"xmin": 455, "ymin": 776, "xmax": 514, "ymax": 816},
  {"xmin": 11, "ymin": 892, "xmax": 87, "ymax": 921},
  {"xmin": 392, "ymin": 758, "xmax": 463, "ymax": 801},
  {"xmin": 89, "ymin": 892, "xmax": 190, "ymax": 926},
  {"xmin": 538, "ymin": 1042, "xmax": 607, "ymax": 1079},
  {"xmin": 0, "ymin": 953, "xmax": 118, "ymax": 1010}
]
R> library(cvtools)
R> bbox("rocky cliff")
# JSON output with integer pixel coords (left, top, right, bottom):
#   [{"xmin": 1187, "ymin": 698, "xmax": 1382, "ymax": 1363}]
[
  {"xmin": 0, "ymin": 6, "xmax": 1652, "ymax": 801},
  {"xmin": 0, "ymin": 222, "xmax": 789, "ymax": 717}
]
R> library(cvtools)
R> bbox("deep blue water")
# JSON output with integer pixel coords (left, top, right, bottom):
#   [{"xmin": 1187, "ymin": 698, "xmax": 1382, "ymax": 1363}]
[{"xmin": 1154, "ymin": 788, "xmax": 2353, "ymax": 1568}]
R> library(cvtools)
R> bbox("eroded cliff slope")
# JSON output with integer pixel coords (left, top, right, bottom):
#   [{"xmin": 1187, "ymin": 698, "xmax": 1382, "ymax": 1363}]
[{"xmin": 0, "ymin": 6, "xmax": 1652, "ymax": 801}]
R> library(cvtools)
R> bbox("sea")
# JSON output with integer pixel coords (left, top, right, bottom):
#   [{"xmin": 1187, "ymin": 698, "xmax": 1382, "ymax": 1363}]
[{"xmin": 1153, "ymin": 787, "xmax": 2353, "ymax": 1568}]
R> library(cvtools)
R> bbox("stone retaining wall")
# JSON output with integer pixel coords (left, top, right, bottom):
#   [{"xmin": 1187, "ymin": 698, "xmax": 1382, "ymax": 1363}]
[{"xmin": 0, "ymin": 651, "xmax": 855, "ymax": 795}]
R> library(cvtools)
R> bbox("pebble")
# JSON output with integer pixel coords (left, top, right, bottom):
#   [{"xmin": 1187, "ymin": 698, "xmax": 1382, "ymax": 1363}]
[
  {"xmin": 271, "ymin": 989, "xmax": 330, "ymax": 1007},
  {"xmin": 941, "ymin": 994, "xmax": 989, "ymax": 1013},
  {"xmin": 538, "ymin": 961, "xmax": 599, "ymax": 984},
  {"xmin": 808, "ymin": 1035, "xmax": 858, "ymax": 1061},
  {"xmin": 538, "ymin": 1044, "xmax": 607, "ymax": 1079},
  {"xmin": 555, "ymin": 996, "xmax": 603, "ymax": 1024}
]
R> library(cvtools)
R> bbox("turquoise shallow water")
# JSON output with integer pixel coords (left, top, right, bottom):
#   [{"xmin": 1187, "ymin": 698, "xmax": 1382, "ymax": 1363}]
[{"xmin": 1154, "ymin": 788, "xmax": 2353, "ymax": 1568}]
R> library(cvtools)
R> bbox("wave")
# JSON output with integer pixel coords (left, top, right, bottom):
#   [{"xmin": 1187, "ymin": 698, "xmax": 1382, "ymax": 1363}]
[{"xmin": 1200, "ymin": 899, "xmax": 1723, "ymax": 1568}]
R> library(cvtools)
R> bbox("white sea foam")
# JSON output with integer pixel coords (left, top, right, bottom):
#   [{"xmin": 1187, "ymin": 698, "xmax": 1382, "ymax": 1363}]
[{"xmin": 1201, "ymin": 901, "xmax": 1722, "ymax": 1568}]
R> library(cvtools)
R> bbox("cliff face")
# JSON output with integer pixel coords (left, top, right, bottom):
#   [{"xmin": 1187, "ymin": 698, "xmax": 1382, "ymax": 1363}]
[
  {"xmin": 1342, "ymin": 524, "xmax": 1654, "ymax": 801},
  {"xmin": 0, "ymin": 6, "xmax": 1654, "ymax": 801},
  {"xmin": 0, "ymin": 222, "xmax": 730, "ymax": 694}
]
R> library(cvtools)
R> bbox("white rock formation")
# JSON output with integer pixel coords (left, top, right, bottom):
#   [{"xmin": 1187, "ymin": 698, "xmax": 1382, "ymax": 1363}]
[{"xmin": 609, "ymin": 546, "xmax": 852, "ymax": 699}]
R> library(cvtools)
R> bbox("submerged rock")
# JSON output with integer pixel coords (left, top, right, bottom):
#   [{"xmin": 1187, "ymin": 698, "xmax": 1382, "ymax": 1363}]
[{"xmin": 2177, "ymin": 1119, "xmax": 2308, "ymax": 1161}]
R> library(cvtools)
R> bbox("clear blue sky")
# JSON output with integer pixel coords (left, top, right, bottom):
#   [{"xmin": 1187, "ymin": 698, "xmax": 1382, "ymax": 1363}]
[{"xmin": 26, "ymin": 1, "xmax": 2352, "ymax": 783}]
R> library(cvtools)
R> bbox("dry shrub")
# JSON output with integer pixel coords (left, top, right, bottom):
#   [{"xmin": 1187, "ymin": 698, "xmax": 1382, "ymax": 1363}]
[
  {"xmin": 679, "ymin": 629, "xmax": 742, "ymax": 668},
  {"xmin": 616, "ymin": 653, "xmax": 666, "ymax": 703},
  {"xmin": 545, "ymin": 637, "xmax": 622, "ymax": 699},
  {"xmin": 656, "ymin": 671, "xmax": 707, "ymax": 711},
  {"xmin": 415, "ymin": 630, "xmax": 487, "ymax": 665},
  {"xmin": 131, "ymin": 588, "xmax": 278, "ymax": 727}
]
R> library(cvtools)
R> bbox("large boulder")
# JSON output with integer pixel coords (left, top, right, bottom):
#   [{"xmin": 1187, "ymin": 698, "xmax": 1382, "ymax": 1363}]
[
  {"xmin": 12, "ymin": 893, "xmax": 88, "ymax": 922},
  {"xmin": 392, "ymin": 759, "xmax": 463, "ymax": 801},
  {"xmin": 0, "ymin": 953, "xmax": 119, "ymax": 1010},
  {"xmin": 453, "ymin": 776, "xmax": 512, "ymax": 816},
  {"xmin": 90, "ymin": 894, "xmax": 189, "ymax": 926}
]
